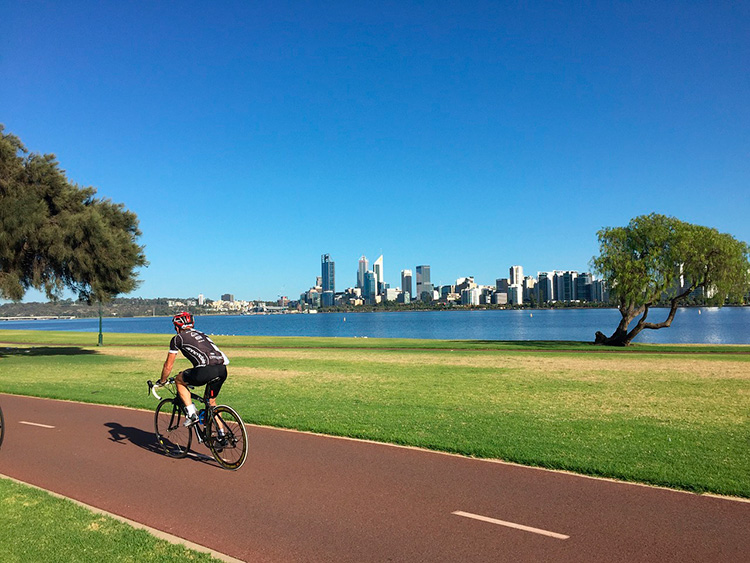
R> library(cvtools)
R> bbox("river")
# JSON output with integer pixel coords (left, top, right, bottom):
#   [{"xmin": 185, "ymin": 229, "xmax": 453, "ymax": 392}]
[{"xmin": 1, "ymin": 307, "xmax": 749, "ymax": 344}]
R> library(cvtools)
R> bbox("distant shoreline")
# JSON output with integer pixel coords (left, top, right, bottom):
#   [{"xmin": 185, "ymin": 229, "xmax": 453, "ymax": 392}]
[{"xmin": 4, "ymin": 303, "xmax": 750, "ymax": 321}]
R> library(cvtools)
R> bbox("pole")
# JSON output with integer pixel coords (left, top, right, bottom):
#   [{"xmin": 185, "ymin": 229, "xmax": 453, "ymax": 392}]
[{"xmin": 98, "ymin": 300, "xmax": 103, "ymax": 346}]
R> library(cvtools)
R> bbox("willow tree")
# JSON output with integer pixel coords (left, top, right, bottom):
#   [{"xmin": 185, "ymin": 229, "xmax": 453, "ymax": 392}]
[
  {"xmin": 592, "ymin": 213, "xmax": 750, "ymax": 346},
  {"xmin": 0, "ymin": 125, "xmax": 147, "ymax": 305}
]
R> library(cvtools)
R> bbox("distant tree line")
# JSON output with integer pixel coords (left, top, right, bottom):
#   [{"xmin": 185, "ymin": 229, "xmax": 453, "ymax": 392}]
[{"xmin": 0, "ymin": 297, "xmax": 214, "ymax": 318}]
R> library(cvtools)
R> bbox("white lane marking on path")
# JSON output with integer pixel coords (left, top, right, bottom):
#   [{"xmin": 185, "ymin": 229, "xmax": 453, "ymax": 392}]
[
  {"xmin": 19, "ymin": 421, "xmax": 56, "ymax": 429},
  {"xmin": 452, "ymin": 511, "xmax": 570, "ymax": 540}
]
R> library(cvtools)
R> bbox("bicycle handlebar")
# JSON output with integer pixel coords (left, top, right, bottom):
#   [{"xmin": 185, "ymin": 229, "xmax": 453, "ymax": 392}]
[{"xmin": 147, "ymin": 378, "xmax": 174, "ymax": 400}]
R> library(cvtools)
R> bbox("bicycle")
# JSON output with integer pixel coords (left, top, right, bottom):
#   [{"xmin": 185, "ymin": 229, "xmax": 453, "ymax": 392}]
[{"xmin": 147, "ymin": 377, "xmax": 248, "ymax": 470}]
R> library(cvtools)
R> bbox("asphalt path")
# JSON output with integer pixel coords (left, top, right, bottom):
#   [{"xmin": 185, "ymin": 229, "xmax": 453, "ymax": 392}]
[{"xmin": 0, "ymin": 393, "xmax": 747, "ymax": 562}]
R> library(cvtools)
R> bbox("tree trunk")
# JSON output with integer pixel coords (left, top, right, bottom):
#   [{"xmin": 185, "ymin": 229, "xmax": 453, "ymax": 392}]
[
  {"xmin": 595, "ymin": 287, "xmax": 695, "ymax": 346},
  {"xmin": 595, "ymin": 305, "xmax": 643, "ymax": 346}
]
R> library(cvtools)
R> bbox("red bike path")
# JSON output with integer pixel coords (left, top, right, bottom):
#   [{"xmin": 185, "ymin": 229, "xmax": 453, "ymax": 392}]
[{"xmin": 0, "ymin": 393, "xmax": 747, "ymax": 562}]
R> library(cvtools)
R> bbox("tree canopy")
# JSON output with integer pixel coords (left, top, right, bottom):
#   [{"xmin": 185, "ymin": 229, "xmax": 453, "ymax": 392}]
[
  {"xmin": 592, "ymin": 213, "xmax": 750, "ymax": 345},
  {"xmin": 0, "ymin": 125, "xmax": 147, "ymax": 303}
]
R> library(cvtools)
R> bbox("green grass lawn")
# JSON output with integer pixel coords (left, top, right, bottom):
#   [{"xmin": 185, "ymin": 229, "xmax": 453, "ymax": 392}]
[
  {"xmin": 1, "ymin": 329, "xmax": 749, "ymax": 499},
  {"xmin": 0, "ymin": 478, "xmax": 220, "ymax": 562}
]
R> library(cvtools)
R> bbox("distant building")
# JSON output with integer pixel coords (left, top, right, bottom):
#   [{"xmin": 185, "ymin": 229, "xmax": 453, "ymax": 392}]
[
  {"xmin": 439, "ymin": 284, "xmax": 455, "ymax": 299},
  {"xmin": 479, "ymin": 286, "xmax": 494, "ymax": 305},
  {"xmin": 364, "ymin": 271, "xmax": 377, "ymax": 303},
  {"xmin": 576, "ymin": 272, "xmax": 593, "ymax": 302},
  {"xmin": 592, "ymin": 279, "xmax": 609, "ymax": 303},
  {"xmin": 401, "ymin": 269, "xmax": 413, "ymax": 300},
  {"xmin": 416, "ymin": 265, "xmax": 431, "ymax": 298},
  {"xmin": 492, "ymin": 291, "xmax": 508, "ymax": 305},
  {"xmin": 522, "ymin": 276, "xmax": 535, "ymax": 302},
  {"xmin": 373, "ymin": 255, "xmax": 384, "ymax": 295},
  {"xmin": 509, "ymin": 284, "xmax": 523, "ymax": 305},
  {"xmin": 357, "ymin": 256, "xmax": 368, "ymax": 290},
  {"xmin": 455, "ymin": 277, "xmax": 476, "ymax": 294},
  {"xmin": 537, "ymin": 273, "xmax": 554, "ymax": 303},
  {"xmin": 198, "ymin": 294, "xmax": 205, "ymax": 306},
  {"xmin": 495, "ymin": 278, "xmax": 509, "ymax": 293},
  {"xmin": 509, "ymin": 265, "xmax": 524, "ymax": 286},
  {"xmin": 461, "ymin": 287, "xmax": 481, "ymax": 306},
  {"xmin": 322, "ymin": 254, "xmax": 335, "ymax": 294},
  {"xmin": 322, "ymin": 290, "xmax": 335, "ymax": 307},
  {"xmin": 221, "ymin": 294, "xmax": 234, "ymax": 302},
  {"xmin": 308, "ymin": 291, "xmax": 321, "ymax": 308},
  {"xmin": 555, "ymin": 271, "xmax": 578, "ymax": 302},
  {"xmin": 383, "ymin": 288, "xmax": 400, "ymax": 302}
]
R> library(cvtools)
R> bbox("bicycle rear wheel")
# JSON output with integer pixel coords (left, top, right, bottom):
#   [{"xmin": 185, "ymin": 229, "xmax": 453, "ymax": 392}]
[
  {"xmin": 0, "ymin": 405, "xmax": 4, "ymax": 450},
  {"xmin": 155, "ymin": 398, "xmax": 192, "ymax": 458},
  {"xmin": 208, "ymin": 405, "xmax": 248, "ymax": 470}
]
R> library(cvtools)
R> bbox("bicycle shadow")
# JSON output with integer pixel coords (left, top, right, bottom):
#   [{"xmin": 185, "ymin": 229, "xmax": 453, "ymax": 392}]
[{"xmin": 104, "ymin": 422, "xmax": 217, "ymax": 467}]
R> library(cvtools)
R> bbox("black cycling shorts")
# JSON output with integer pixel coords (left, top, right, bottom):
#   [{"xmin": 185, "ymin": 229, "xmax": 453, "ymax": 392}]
[{"xmin": 182, "ymin": 364, "xmax": 227, "ymax": 399}]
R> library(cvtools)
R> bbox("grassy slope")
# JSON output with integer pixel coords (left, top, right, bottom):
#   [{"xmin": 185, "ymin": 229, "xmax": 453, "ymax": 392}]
[
  {"xmin": 0, "ymin": 478, "xmax": 219, "ymax": 562},
  {"xmin": 1, "ymin": 329, "xmax": 749, "ymax": 498}
]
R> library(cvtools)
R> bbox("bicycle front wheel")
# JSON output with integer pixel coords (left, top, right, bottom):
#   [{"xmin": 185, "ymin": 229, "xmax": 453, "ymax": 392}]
[
  {"xmin": 155, "ymin": 399, "xmax": 192, "ymax": 458},
  {"xmin": 208, "ymin": 405, "xmax": 248, "ymax": 470}
]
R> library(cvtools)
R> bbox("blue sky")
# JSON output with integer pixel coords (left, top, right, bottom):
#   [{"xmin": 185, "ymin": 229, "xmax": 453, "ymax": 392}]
[{"xmin": 3, "ymin": 1, "xmax": 748, "ymax": 301}]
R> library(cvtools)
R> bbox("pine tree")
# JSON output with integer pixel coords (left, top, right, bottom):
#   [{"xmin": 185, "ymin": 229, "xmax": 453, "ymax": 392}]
[{"xmin": 0, "ymin": 125, "xmax": 147, "ymax": 303}]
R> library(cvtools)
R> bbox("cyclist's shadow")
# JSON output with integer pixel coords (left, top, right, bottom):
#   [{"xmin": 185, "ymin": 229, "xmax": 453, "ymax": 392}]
[
  {"xmin": 104, "ymin": 422, "xmax": 163, "ymax": 455},
  {"xmin": 104, "ymin": 422, "xmax": 216, "ymax": 466}
]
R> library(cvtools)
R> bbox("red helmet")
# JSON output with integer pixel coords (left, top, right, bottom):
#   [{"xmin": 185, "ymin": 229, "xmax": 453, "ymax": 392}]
[{"xmin": 172, "ymin": 312, "xmax": 194, "ymax": 329}]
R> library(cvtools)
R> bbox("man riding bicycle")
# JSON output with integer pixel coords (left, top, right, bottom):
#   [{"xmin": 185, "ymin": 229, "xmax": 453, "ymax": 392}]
[{"xmin": 155, "ymin": 312, "xmax": 229, "ymax": 426}]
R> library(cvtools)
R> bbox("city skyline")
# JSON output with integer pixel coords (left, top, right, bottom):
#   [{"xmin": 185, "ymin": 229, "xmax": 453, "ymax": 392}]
[
  {"xmin": 3, "ymin": 4, "xmax": 748, "ymax": 303},
  {"xmin": 296, "ymin": 252, "xmax": 608, "ymax": 309}
]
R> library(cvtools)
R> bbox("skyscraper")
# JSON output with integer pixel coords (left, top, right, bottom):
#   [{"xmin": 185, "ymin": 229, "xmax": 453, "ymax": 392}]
[
  {"xmin": 401, "ymin": 269, "xmax": 413, "ymax": 299},
  {"xmin": 537, "ymin": 272, "xmax": 554, "ymax": 303},
  {"xmin": 373, "ymin": 255, "xmax": 383, "ymax": 295},
  {"xmin": 357, "ymin": 255, "xmax": 368, "ymax": 290},
  {"xmin": 576, "ymin": 272, "xmax": 593, "ymax": 302},
  {"xmin": 416, "ymin": 265, "xmax": 431, "ymax": 299},
  {"xmin": 363, "ymin": 271, "xmax": 377, "ymax": 303},
  {"xmin": 321, "ymin": 254, "xmax": 335, "ymax": 294},
  {"xmin": 555, "ymin": 271, "xmax": 578, "ymax": 302},
  {"xmin": 509, "ymin": 265, "xmax": 524, "ymax": 286}
]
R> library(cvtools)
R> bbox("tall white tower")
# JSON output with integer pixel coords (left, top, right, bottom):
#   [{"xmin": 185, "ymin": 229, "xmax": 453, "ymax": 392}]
[
  {"xmin": 509, "ymin": 265, "xmax": 524, "ymax": 286},
  {"xmin": 357, "ymin": 255, "xmax": 368, "ymax": 290},
  {"xmin": 401, "ymin": 269, "xmax": 413, "ymax": 299},
  {"xmin": 373, "ymin": 255, "xmax": 384, "ymax": 294}
]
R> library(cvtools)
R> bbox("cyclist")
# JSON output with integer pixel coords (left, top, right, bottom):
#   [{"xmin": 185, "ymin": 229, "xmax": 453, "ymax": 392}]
[{"xmin": 155, "ymin": 312, "xmax": 229, "ymax": 427}]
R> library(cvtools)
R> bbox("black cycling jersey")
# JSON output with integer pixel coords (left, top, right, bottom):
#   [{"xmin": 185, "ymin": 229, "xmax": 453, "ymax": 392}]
[{"xmin": 169, "ymin": 329, "xmax": 229, "ymax": 368}]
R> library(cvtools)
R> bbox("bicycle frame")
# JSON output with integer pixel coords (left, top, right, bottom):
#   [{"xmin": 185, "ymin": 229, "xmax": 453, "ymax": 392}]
[
  {"xmin": 150, "ymin": 378, "xmax": 224, "ymax": 447},
  {"xmin": 187, "ymin": 389, "xmax": 228, "ymax": 445},
  {"xmin": 149, "ymin": 376, "xmax": 247, "ymax": 470}
]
